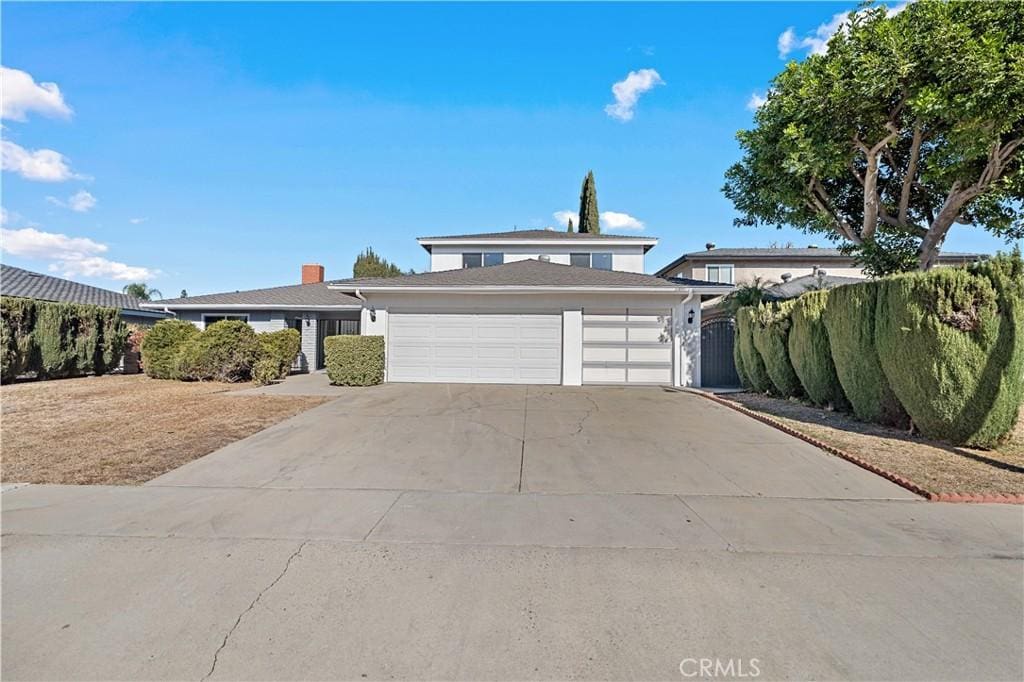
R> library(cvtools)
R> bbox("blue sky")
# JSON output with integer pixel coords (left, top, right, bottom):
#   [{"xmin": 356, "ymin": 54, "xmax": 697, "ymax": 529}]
[{"xmin": 1, "ymin": 2, "xmax": 1018, "ymax": 296}]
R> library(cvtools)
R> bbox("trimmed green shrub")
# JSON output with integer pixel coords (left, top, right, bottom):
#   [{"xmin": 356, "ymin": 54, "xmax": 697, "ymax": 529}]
[
  {"xmin": 141, "ymin": 319, "xmax": 200, "ymax": 379},
  {"xmin": 751, "ymin": 301, "xmax": 803, "ymax": 398},
  {"xmin": 96, "ymin": 308, "xmax": 128, "ymax": 375},
  {"xmin": 733, "ymin": 323, "xmax": 751, "ymax": 389},
  {"xmin": 875, "ymin": 256, "xmax": 1024, "ymax": 446},
  {"xmin": 788, "ymin": 290, "xmax": 849, "ymax": 410},
  {"xmin": 823, "ymin": 282, "xmax": 908, "ymax": 427},
  {"xmin": 176, "ymin": 320, "xmax": 259, "ymax": 382},
  {"xmin": 1, "ymin": 297, "xmax": 39, "ymax": 382},
  {"xmin": 35, "ymin": 302, "xmax": 80, "ymax": 378},
  {"xmin": 324, "ymin": 335, "xmax": 384, "ymax": 386},
  {"xmin": 735, "ymin": 307, "xmax": 772, "ymax": 393},
  {"xmin": 253, "ymin": 328, "xmax": 301, "ymax": 386}
]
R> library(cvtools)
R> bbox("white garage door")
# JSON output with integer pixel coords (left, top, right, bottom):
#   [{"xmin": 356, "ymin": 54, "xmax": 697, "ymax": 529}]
[
  {"xmin": 582, "ymin": 308, "xmax": 673, "ymax": 384},
  {"xmin": 388, "ymin": 313, "xmax": 562, "ymax": 384}
]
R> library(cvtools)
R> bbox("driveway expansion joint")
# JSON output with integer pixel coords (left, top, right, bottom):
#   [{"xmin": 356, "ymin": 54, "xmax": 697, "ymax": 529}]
[{"xmin": 202, "ymin": 539, "xmax": 308, "ymax": 681}]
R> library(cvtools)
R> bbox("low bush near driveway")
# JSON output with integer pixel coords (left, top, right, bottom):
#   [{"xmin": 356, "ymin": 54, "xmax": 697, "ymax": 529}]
[
  {"xmin": 325, "ymin": 334, "xmax": 384, "ymax": 386},
  {"xmin": 141, "ymin": 319, "xmax": 200, "ymax": 379}
]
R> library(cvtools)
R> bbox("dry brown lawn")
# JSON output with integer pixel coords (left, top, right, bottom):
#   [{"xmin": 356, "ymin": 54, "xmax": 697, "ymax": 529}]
[
  {"xmin": 1, "ymin": 375, "xmax": 331, "ymax": 485},
  {"xmin": 721, "ymin": 392, "xmax": 1024, "ymax": 496}
]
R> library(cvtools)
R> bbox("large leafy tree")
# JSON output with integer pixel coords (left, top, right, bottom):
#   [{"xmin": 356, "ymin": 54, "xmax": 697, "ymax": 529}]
[
  {"xmin": 578, "ymin": 170, "xmax": 600, "ymax": 234},
  {"xmin": 122, "ymin": 283, "xmax": 162, "ymax": 300},
  {"xmin": 353, "ymin": 247, "xmax": 403, "ymax": 278},
  {"xmin": 723, "ymin": 1, "xmax": 1024, "ymax": 272}
]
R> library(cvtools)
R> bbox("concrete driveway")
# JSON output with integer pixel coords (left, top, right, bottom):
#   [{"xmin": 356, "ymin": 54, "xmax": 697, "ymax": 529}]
[{"xmin": 3, "ymin": 383, "xmax": 1022, "ymax": 681}]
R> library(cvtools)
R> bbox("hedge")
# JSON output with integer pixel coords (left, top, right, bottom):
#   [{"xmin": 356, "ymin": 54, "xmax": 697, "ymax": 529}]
[
  {"xmin": 253, "ymin": 328, "xmax": 301, "ymax": 386},
  {"xmin": 788, "ymin": 290, "xmax": 849, "ymax": 410},
  {"xmin": 176, "ymin": 319, "xmax": 260, "ymax": 382},
  {"xmin": 823, "ymin": 282, "xmax": 908, "ymax": 427},
  {"xmin": 751, "ymin": 301, "xmax": 803, "ymax": 398},
  {"xmin": 1, "ymin": 297, "xmax": 126, "ymax": 382},
  {"xmin": 733, "ymin": 325, "xmax": 751, "ymax": 389},
  {"xmin": 735, "ymin": 307, "xmax": 773, "ymax": 393},
  {"xmin": 141, "ymin": 319, "xmax": 200, "ymax": 379},
  {"xmin": 874, "ymin": 255, "xmax": 1024, "ymax": 446},
  {"xmin": 325, "ymin": 335, "xmax": 384, "ymax": 386}
]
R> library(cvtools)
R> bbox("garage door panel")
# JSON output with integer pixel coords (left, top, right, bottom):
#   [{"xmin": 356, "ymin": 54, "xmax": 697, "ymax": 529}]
[
  {"xmin": 582, "ymin": 308, "xmax": 673, "ymax": 385},
  {"xmin": 388, "ymin": 313, "xmax": 561, "ymax": 384}
]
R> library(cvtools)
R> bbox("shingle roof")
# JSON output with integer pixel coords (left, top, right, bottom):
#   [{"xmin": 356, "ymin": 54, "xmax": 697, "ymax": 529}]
[
  {"xmin": 330, "ymin": 259, "xmax": 728, "ymax": 290},
  {"xmin": 0, "ymin": 264, "xmax": 154, "ymax": 313},
  {"xmin": 655, "ymin": 246, "xmax": 983, "ymax": 276},
  {"xmin": 146, "ymin": 281, "xmax": 361, "ymax": 308},
  {"xmin": 418, "ymin": 229, "xmax": 655, "ymax": 241}
]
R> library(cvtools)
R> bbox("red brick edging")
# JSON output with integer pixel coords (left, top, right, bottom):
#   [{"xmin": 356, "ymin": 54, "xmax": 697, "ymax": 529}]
[{"xmin": 691, "ymin": 390, "xmax": 1024, "ymax": 505}]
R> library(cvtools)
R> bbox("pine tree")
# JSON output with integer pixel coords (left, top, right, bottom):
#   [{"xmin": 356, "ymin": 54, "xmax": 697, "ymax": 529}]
[
  {"xmin": 353, "ymin": 247, "xmax": 404, "ymax": 278},
  {"xmin": 578, "ymin": 171, "xmax": 600, "ymax": 234},
  {"xmin": 567, "ymin": 217, "xmax": 574, "ymax": 233}
]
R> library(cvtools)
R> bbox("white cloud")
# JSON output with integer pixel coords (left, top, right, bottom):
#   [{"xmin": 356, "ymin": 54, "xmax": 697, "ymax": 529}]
[
  {"xmin": 553, "ymin": 209, "xmax": 644, "ymax": 231},
  {"xmin": 1, "ymin": 140, "xmax": 78, "ymax": 182},
  {"xmin": 600, "ymin": 211, "xmax": 644, "ymax": 231},
  {"xmin": 51, "ymin": 256, "xmax": 157, "ymax": 282},
  {"xmin": 553, "ymin": 210, "xmax": 579, "ymax": 228},
  {"xmin": 778, "ymin": 3, "xmax": 909, "ymax": 59},
  {"xmin": 604, "ymin": 68, "xmax": 664, "ymax": 122},
  {"xmin": 747, "ymin": 92, "xmax": 768, "ymax": 111},
  {"xmin": 129, "ymin": 217, "xmax": 147, "ymax": 225},
  {"xmin": 777, "ymin": 28, "xmax": 797, "ymax": 58},
  {"xmin": 46, "ymin": 189, "xmax": 97, "ymax": 212},
  {"xmin": 0, "ymin": 66, "xmax": 72, "ymax": 122},
  {"xmin": 0, "ymin": 226, "xmax": 158, "ymax": 281},
  {"xmin": 0, "ymin": 207, "xmax": 8, "ymax": 226}
]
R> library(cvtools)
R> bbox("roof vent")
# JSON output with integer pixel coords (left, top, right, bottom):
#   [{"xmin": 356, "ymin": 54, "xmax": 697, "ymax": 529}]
[
  {"xmin": 538, "ymin": 255, "xmax": 551, "ymax": 262},
  {"xmin": 705, "ymin": 242, "xmax": 716, "ymax": 250},
  {"xmin": 780, "ymin": 272, "xmax": 792, "ymax": 282}
]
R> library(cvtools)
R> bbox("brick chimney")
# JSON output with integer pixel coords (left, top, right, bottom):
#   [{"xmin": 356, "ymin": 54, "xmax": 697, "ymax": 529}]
[{"xmin": 301, "ymin": 263, "xmax": 324, "ymax": 284}]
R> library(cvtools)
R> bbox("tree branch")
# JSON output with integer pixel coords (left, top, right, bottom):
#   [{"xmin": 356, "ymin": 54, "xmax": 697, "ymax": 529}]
[{"xmin": 898, "ymin": 123, "xmax": 923, "ymax": 224}]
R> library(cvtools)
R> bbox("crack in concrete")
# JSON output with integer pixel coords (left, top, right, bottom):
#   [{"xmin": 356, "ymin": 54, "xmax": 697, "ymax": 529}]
[{"xmin": 202, "ymin": 540, "xmax": 308, "ymax": 681}]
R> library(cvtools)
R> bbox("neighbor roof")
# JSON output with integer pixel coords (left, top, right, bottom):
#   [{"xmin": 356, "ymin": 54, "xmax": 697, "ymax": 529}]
[
  {"xmin": 329, "ymin": 258, "xmax": 730, "ymax": 291},
  {"xmin": 655, "ymin": 247, "xmax": 983, "ymax": 276},
  {"xmin": 142, "ymin": 281, "xmax": 361, "ymax": 309},
  {"xmin": 417, "ymin": 229, "xmax": 658, "ymax": 253},
  {"xmin": 0, "ymin": 264, "xmax": 162, "ymax": 316}
]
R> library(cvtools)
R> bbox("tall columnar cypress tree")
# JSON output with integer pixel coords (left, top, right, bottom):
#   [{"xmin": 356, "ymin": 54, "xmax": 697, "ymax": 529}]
[
  {"xmin": 578, "ymin": 171, "xmax": 600, "ymax": 234},
  {"xmin": 567, "ymin": 217, "xmax": 574, "ymax": 233}
]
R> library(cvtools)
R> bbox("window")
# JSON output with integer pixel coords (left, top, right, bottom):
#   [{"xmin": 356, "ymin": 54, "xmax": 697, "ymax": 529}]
[
  {"xmin": 463, "ymin": 252, "xmax": 503, "ymax": 268},
  {"xmin": 570, "ymin": 252, "xmax": 591, "ymax": 268},
  {"xmin": 203, "ymin": 314, "xmax": 249, "ymax": 328},
  {"xmin": 570, "ymin": 252, "xmax": 613, "ymax": 270},
  {"xmin": 705, "ymin": 264, "xmax": 735, "ymax": 284}
]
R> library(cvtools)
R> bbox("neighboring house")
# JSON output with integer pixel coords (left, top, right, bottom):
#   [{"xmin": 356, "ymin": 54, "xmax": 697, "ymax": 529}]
[
  {"xmin": 0, "ymin": 264, "xmax": 169, "ymax": 326},
  {"xmin": 655, "ymin": 244, "xmax": 982, "ymax": 284},
  {"xmin": 145, "ymin": 229, "xmax": 733, "ymax": 386}
]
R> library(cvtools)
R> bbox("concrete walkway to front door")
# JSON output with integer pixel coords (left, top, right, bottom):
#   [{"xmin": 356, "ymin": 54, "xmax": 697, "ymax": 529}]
[{"xmin": 3, "ymin": 383, "xmax": 1022, "ymax": 681}]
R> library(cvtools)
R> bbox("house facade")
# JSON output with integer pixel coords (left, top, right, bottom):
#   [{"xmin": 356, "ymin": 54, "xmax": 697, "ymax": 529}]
[
  {"xmin": 144, "ymin": 229, "xmax": 732, "ymax": 386},
  {"xmin": 655, "ymin": 244, "xmax": 982, "ymax": 284}
]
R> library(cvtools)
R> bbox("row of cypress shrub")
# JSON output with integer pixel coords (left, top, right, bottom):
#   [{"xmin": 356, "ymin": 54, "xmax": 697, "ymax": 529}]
[
  {"xmin": 1, "ymin": 296, "xmax": 128, "ymax": 382},
  {"xmin": 140, "ymin": 318, "xmax": 301, "ymax": 384},
  {"xmin": 735, "ymin": 252, "xmax": 1024, "ymax": 447}
]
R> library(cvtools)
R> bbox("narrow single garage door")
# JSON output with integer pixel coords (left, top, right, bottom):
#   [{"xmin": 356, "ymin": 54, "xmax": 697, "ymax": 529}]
[
  {"xmin": 388, "ymin": 313, "xmax": 562, "ymax": 384},
  {"xmin": 582, "ymin": 308, "xmax": 673, "ymax": 384}
]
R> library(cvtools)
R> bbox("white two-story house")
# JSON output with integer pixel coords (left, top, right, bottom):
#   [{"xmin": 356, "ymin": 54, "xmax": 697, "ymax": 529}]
[{"xmin": 146, "ymin": 229, "xmax": 732, "ymax": 386}]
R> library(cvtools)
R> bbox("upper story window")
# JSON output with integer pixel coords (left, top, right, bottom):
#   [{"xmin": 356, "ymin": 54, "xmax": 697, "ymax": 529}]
[
  {"xmin": 705, "ymin": 264, "xmax": 735, "ymax": 284},
  {"xmin": 569, "ymin": 252, "xmax": 613, "ymax": 270},
  {"xmin": 462, "ymin": 252, "xmax": 504, "ymax": 268}
]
